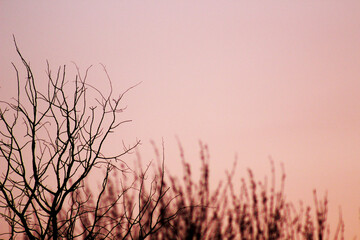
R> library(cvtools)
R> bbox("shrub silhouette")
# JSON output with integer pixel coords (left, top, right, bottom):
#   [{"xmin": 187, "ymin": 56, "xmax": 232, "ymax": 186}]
[{"xmin": 65, "ymin": 142, "xmax": 345, "ymax": 240}]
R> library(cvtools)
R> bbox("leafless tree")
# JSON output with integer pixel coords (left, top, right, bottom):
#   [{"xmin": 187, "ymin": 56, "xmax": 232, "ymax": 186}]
[{"xmin": 0, "ymin": 38, "xmax": 141, "ymax": 239}]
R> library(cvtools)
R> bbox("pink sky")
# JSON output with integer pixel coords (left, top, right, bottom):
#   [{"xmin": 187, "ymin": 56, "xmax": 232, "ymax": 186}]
[{"xmin": 1, "ymin": 0, "xmax": 360, "ymax": 238}]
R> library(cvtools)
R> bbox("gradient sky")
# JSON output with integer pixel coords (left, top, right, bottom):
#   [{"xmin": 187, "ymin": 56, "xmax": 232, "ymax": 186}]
[{"xmin": 1, "ymin": 1, "xmax": 360, "ymax": 238}]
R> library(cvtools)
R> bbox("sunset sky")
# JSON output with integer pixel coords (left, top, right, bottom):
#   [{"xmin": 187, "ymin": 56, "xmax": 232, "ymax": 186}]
[{"xmin": 1, "ymin": 1, "xmax": 360, "ymax": 237}]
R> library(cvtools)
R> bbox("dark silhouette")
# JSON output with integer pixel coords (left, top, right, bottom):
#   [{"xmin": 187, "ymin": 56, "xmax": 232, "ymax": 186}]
[{"xmin": 0, "ymin": 40, "xmax": 345, "ymax": 239}]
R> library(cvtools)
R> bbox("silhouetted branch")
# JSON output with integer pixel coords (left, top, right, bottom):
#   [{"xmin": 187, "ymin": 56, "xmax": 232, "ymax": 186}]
[{"xmin": 0, "ymin": 38, "xmax": 140, "ymax": 240}]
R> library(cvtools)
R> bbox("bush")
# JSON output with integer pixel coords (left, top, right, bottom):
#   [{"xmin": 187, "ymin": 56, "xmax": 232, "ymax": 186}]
[{"xmin": 66, "ymin": 142, "xmax": 345, "ymax": 240}]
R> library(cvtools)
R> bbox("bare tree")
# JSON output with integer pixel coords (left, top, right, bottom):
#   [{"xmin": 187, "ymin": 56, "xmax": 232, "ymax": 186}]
[{"xmin": 0, "ymin": 38, "xmax": 140, "ymax": 239}]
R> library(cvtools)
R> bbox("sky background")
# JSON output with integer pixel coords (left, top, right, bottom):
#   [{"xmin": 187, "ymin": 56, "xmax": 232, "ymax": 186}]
[{"xmin": 1, "ymin": 0, "xmax": 360, "ymax": 238}]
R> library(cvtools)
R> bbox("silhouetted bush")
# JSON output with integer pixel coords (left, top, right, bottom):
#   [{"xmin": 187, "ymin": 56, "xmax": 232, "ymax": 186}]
[{"xmin": 67, "ymin": 142, "xmax": 345, "ymax": 240}]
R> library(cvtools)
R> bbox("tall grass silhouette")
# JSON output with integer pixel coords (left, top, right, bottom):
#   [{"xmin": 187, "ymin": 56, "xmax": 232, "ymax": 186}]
[{"xmin": 59, "ymin": 142, "xmax": 344, "ymax": 239}]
